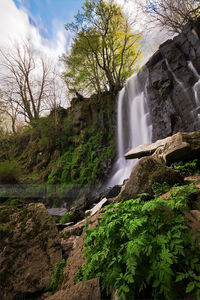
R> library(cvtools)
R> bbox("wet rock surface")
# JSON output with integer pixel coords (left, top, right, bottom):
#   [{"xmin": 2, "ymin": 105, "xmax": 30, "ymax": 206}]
[{"xmin": 144, "ymin": 19, "xmax": 200, "ymax": 142}]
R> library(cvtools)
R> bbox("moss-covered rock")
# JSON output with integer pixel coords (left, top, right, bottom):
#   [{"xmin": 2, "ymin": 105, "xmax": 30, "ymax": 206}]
[
  {"xmin": 118, "ymin": 156, "xmax": 184, "ymax": 201},
  {"xmin": 0, "ymin": 203, "xmax": 62, "ymax": 300}
]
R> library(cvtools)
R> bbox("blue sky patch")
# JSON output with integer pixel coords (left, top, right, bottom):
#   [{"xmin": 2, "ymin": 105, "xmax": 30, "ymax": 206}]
[{"xmin": 13, "ymin": 0, "xmax": 85, "ymax": 39}]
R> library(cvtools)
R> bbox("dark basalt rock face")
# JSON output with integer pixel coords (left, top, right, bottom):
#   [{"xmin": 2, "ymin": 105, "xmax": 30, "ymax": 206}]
[{"xmin": 145, "ymin": 19, "xmax": 200, "ymax": 142}]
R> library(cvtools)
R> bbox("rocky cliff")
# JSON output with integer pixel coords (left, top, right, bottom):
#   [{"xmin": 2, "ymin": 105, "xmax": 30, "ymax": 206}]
[{"xmin": 142, "ymin": 18, "xmax": 200, "ymax": 142}]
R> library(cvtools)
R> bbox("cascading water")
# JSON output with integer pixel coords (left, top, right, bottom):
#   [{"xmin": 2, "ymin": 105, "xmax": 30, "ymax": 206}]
[
  {"xmin": 188, "ymin": 61, "xmax": 200, "ymax": 119},
  {"xmin": 107, "ymin": 73, "xmax": 152, "ymax": 187}
]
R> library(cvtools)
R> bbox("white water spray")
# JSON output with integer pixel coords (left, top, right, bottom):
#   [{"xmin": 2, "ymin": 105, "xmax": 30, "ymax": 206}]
[
  {"xmin": 188, "ymin": 61, "xmax": 200, "ymax": 119},
  {"xmin": 107, "ymin": 74, "xmax": 152, "ymax": 187}
]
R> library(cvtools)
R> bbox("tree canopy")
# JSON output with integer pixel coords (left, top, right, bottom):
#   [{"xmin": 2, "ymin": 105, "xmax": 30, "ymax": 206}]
[{"xmin": 62, "ymin": 0, "xmax": 142, "ymax": 96}]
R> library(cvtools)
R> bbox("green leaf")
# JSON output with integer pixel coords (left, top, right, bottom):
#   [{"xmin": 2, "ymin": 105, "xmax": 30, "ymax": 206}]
[
  {"xmin": 176, "ymin": 273, "xmax": 187, "ymax": 282},
  {"xmin": 186, "ymin": 281, "xmax": 196, "ymax": 293}
]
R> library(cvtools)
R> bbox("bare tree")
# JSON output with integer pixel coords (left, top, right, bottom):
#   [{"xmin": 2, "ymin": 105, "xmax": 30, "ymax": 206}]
[
  {"xmin": 0, "ymin": 42, "xmax": 64, "ymax": 124},
  {"xmin": 136, "ymin": 0, "xmax": 200, "ymax": 33},
  {"xmin": 0, "ymin": 86, "xmax": 20, "ymax": 133}
]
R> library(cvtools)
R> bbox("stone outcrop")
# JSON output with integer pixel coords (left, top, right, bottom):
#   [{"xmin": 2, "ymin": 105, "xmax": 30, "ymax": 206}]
[
  {"xmin": 125, "ymin": 136, "xmax": 171, "ymax": 159},
  {"xmin": 0, "ymin": 203, "xmax": 62, "ymax": 300},
  {"xmin": 47, "ymin": 213, "xmax": 101, "ymax": 300},
  {"xmin": 142, "ymin": 19, "xmax": 200, "ymax": 141},
  {"xmin": 118, "ymin": 156, "xmax": 184, "ymax": 201},
  {"xmin": 125, "ymin": 131, "xmax": 200, "ymax": 165}
]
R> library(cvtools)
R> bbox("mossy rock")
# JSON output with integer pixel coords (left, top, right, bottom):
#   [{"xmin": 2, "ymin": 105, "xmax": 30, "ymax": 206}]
[
  {"xmin": 119, "ymin": 156, "xmax": 184, "ymax": 201},
  {"xmin": 0, "ymin": 203, "xmax": 62, "ymax": 300}
]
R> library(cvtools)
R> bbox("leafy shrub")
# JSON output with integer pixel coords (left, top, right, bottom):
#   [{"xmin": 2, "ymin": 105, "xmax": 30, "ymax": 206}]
[
  {"xmin": 0, "ymin": 160, "xmax": 21, "ymax": 184},
  {"xmin": 78, "ymin": 185, "xmax": 200, "ymax": 300},
  {"xmin": 46, "ymin": 259, "xmax": 66, "ymax": 293},
  {"xmin": 172, "ymin": 159, "xmax": 199, "ymax": 176}
]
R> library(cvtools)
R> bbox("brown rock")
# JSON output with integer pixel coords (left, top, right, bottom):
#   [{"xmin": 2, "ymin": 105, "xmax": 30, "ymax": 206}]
[
  {"xmin": 185, "ymin": 210, "xmax": 200, "ymax": 245},
  {"xmin": 60, "ymin": 217, "xmax": 88, "ymax": 239},
  {"xmin": 47, "ymin": 213, "xmax": 100, "ymax": 300},
  {"xmin": 185, "ymin": 210, "xmax": 200, "ymax": 231},
  {"xmin": 47, "ymin": 278, "xmax": 101, "ymax": 300},
  {"xmin": 125, "ymin": 131, "xmax": 200, "ymax": 165},
  {"xmin": 118, "ymin": 156, "xmax": 184, "ymax": 201},
  {"xmin": 0, "ymin": 203, "xmax": 62, "ymax": 300},
  {"xmin": 125, "ymin": 136, "xmax": 170, "ymax": 159},
  {"xmin": 184, "ymin": 176, "xmax": 200, "ymax": 184},
  {"xmin": 61, "ymin": 236, "xmax": 79, "ymax": 260}
]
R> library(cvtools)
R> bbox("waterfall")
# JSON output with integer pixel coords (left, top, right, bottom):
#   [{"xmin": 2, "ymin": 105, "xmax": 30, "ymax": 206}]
[
  {"xmin": 188, "ymin": 61, "xmax": 200, "ymax": 120},
  {"xmin": 107, "ymin": 73, "xmax": 152, "ymax": 187}
]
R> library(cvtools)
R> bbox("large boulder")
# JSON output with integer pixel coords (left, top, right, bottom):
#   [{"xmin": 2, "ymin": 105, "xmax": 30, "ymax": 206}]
[
  {"xmin": 0, "ymin": 203, "xmax": 62, "ymax": 300},
  {"xmin": 125, "ymin": 136, "xmax": 170, "ymax": 159},
  {"xmin": 153, "ymin": 131, "xmax": 200, "ymax": 164},
  {"xmin": 125, "ymin": 131, "xmax": 200, "ymax": 165},
  {"xmin": 118, "ymin": 156, "xmax": 184, "ymax": 201}
]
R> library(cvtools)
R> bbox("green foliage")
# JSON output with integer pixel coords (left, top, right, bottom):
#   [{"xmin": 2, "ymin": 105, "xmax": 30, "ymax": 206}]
[
  {"xmin": 0, "ymin": 94, "xmax": 115, "ymax": 188},
  {"xmin": 0, "ymin": 225, "xmax": 9, "ymax": 232},
  {"xmin": 171, "ymin": 159, "xmax": 199, "ymax": 176},
  {"xmin": 52, "ymin": 216, "xmax": 60, "ymax": 223},
  {"xmin": 46, "ymin": 259, "xmax": 66, "ymax": 293},
  {"xmin": 152, "ymin": 181, "xmax": 171, "ymax": 197},
  {"xmin": 63, "ymin": 0, "xmax": 142, "ymax": 95},
  {"xmin": 2, "ymin": 198, "xmax": 22, "ymax": 207},
  {"xmin": 48, "ymin": 125, "xmax": 115, "ymax": 186},
  {"xmin": 59, "ymin": 212, "xmax": 71, "ymax": 224},
  {"xmin": 78, "ymin": 184, "xmax": 200, "ymax": 299},
  {"xmin": 0, "ymin": 160, "xmax": 21, "ymax": 184}
]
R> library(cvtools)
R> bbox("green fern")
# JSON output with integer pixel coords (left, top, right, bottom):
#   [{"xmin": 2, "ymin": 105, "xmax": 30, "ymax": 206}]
[
  {"xmin": 46, "ymin": 259, "xmax": 66, "ymax": 293},
  {"xmin": 171, "ymin": 159, "xmax": 199, "ymax": 176},
  {"xmin": 78, "ymin": 184, "xmax": 200, "ymax": 299}
]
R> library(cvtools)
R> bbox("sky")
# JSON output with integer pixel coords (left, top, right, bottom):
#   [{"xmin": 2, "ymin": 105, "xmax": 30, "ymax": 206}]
[
  {"xmin": 0, "ymin": 0, "xmax": 86, "ymax": 61},
  {"xmin": 0, "ymin": 0, "xmax": 168, "ymax": 66},
  {"xmin": 13, "ymin": 0, "xmax": 85, "ymax": 39}
]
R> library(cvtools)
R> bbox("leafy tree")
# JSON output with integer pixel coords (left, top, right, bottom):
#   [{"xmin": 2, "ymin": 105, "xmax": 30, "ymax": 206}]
[{"xmin": 62, "ymin": 0, "xmax": 142, "ymax": 95}]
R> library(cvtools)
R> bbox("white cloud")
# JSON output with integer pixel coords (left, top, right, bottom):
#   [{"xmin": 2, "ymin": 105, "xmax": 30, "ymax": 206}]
[{"xmin": 0, "ymin": 0, "xmax": 69, "ymax": 63}]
